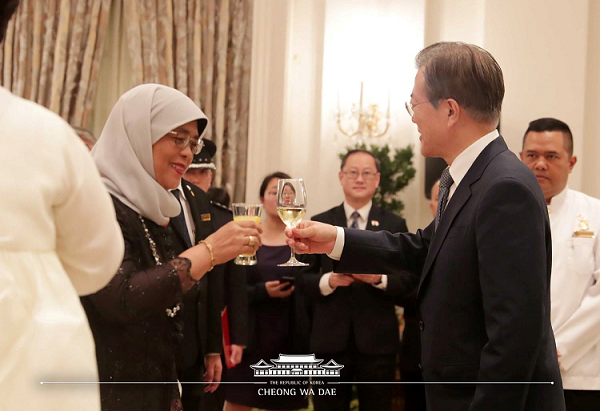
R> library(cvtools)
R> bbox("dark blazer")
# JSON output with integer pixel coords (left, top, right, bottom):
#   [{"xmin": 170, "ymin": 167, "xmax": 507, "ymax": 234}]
[
  {"xmin": 209, "ymin": 201, "xmax": 248, "ymax": 346},
  {"xmin": 302, "ymin": 203, "xmax": 416, "ymax": 355},
  {"xmin": 336, "ymin": 137, "xmax": 565, "ymax": 411},
  {"xmin": 171, "ymin": 182, "xmax": 222, "ymax": 375}
]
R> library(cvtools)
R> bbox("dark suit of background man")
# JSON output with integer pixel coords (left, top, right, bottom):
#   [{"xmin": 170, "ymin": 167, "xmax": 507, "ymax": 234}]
[
  {"xmin": 302, "ymin": 149, "xmax": 417, "ymax": 411},
  {"xmin": 290, "ymin": 42, "xmax": 565, "ymax": 411},
  {"xmin": 184, "ymin": 140, "xmax": 248, "ymax": 411},
  {"xmin": 170, "ymin": 178, "xmax": 223, "ymax": 411}
]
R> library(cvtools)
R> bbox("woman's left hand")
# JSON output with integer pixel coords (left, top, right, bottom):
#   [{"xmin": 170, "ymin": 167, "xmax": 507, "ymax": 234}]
[{"xmin": 265, "ymin": 280, "xmax": 294, "ymax": 298}]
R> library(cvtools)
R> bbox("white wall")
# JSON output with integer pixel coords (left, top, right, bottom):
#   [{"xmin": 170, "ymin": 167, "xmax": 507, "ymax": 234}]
[
  {"xmin": 246, "ymin": 0, "xmax": 293, "ymax": 202},
  {"xmin": 425, "ymin": 0, "xmax": 484, "ymax": 46},
  {"xmin": 583, "ymin": 0, "xmax": 600, "ymax": 199},
  {"xmin": 484, "ymin": 0, "xmax": 589, "ymax": 191}
]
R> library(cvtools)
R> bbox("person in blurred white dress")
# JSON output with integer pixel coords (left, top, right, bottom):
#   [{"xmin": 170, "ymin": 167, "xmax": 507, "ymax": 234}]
[{"xmin": 0, "ymin": 1, "xmax": 124, "ymax": 409}]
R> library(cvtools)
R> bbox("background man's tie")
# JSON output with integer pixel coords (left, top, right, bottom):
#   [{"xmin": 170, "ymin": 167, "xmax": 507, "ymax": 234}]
[
  {"xmin": 171, "ymin": 189, "xmax": 193, "ymax": 248},
  {"xmin": 350, "ymin": 210, "xmax": 360, "ymax": 229}
]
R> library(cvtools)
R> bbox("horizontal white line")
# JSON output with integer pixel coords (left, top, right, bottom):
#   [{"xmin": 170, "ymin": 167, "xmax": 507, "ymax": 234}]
[
  {"xmin": 40, "ymin": 381, "xmax": 555, "ymax": 386},
  {"xmin": 327, "ymin": 381, "xmax": 555, "ymax": 385},
  {"xmin": 40, "ymin": 381, "xmax": 268, "ymax": 385}
]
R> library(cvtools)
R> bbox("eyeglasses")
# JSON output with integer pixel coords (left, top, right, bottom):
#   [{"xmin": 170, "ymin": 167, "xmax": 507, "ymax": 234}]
[
  {"xmin": 167, "ymin": 130, "xmax": 204, "ymax": 155},
  {"xmin": 405, "ymin": 100, "xmax": 431, "ymax": 117},
  {"xmin": 342, "ymin": 170, "xmax": 378, "ymax": 181}
]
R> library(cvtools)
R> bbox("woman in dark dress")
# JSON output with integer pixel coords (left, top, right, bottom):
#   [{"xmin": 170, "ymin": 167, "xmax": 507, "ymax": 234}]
[
  {"xmin": 225, "ymin": 172, "xmax": 310, "ymax": 411},
  {"xmin": 81, "ymin": 84, "xmax": 262, "ymax": 411}
]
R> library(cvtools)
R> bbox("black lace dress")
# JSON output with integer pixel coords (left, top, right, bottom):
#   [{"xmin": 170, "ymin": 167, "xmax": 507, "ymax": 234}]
[{"xmin": 81, "ymin": 197, "xmax": 195, "ymax": 411}]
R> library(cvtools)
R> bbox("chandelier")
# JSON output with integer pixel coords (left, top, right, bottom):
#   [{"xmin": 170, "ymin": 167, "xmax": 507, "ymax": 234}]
[{"xmin": 336, "ymin": 82, "xmax": 391, "ymax": 142}]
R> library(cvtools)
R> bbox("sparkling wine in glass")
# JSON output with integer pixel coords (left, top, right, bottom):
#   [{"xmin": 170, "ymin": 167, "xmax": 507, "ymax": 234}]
[{"xmin": 276, "ymin": 178, "xmax": 309, "ymax": 267}]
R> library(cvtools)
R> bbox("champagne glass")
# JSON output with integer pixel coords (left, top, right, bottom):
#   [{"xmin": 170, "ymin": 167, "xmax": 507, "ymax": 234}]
[
  {"xmin": 276, "ymin": 179, "xmax": 309, "ymax": 267},
  {"xmin": 232, "ymin": 203, "xmax": 263, "ymax": 265}
]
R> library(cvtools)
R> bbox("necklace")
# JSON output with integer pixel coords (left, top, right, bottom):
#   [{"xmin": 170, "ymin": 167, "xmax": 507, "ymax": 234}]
[
  {"xmin": 138, "ymin": 215, "xmax": 180, "ymax": 318},
  {"xmin": 138, "ymin": 215, "xmax": 162, "ymax": 266}
]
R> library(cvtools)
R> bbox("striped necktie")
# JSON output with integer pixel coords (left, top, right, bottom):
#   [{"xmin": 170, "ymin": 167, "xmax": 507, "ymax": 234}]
[
  {"xmin": 350, "ymin": 211, "xmax": 360, "ymax": 229},
  {"xmin": 435, "ymin": 167, "xmax": 454, "ymax": 230}
]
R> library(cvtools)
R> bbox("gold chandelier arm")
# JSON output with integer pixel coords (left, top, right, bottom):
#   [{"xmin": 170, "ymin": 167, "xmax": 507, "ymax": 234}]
[
  {"xmin": 336, "ymin": 113, "xmax": 362, "ymax": 138},
  {"xmin": 370, "ymin": 120, "xmax": 390, "ymax": 139}
]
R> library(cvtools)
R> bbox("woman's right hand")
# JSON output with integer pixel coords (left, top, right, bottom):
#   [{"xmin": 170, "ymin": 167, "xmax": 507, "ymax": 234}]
[
  {"xmin": 265, "ymin": 280, "xmax": 294, "ymax": 298},
  {"xmin": 205, "ymin": 220, "xmax": 262, "ymax": 265}
]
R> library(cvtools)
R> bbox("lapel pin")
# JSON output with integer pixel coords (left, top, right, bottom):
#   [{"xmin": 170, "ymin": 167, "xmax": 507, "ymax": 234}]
[
  {"xmin": 186, "ymin": 185, "xmax": 195, "ymax": 196},
  {"xmin": 371, "ymin": 220, "xmax": 379, "ymax": 227},
  {"xmin": 573, "ymin": 214, "xmax": 594, "ymax": 238}
]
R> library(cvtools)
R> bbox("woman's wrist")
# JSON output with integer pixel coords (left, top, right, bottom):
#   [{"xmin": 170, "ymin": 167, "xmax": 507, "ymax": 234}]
[
  {"xmin": 180, "ymin": 243, "xmax": 213, "ymax": 281},
  {"xmin": 199, "ymin": 240, "xmax": 215, "ymax": 272}
]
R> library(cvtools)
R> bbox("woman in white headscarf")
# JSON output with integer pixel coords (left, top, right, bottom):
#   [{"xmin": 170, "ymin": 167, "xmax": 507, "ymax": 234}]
[{"xmin": 81, "ymin": 84, "xmax": 261, "ymax": 411}]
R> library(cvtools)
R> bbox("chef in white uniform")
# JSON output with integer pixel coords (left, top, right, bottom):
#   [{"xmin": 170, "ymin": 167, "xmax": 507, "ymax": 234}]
[{"xmin": 521, "ymin": 117, "xmax": 600, "ymax": 411}]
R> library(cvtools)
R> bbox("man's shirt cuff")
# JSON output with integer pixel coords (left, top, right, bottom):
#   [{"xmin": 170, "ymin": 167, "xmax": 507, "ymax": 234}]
[
  {"xmin": 372, "ymin": 274, "xmax": 388, "ymax": 290},
  {"xmin": 319, "ymin": 272, "xmax": 335, "ymax": 296},
  {"xmin": 327, "ymin": 226, "xmax": 345, "ymax": 260}
]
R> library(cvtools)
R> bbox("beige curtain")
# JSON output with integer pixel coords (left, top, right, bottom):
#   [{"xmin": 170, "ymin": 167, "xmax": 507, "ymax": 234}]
[
  {"xmin": 0, "ymin": 0, "xmax": 112, "ymax": 128},
  {"xmin": 124, "ymin": 0, "xmax": 253, "ymax": 201}
]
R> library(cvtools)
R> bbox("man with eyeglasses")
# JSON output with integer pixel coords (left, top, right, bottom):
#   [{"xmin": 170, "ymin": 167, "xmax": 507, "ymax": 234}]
[
  {"xmin": 288, "ymin": 42, "xmax": 564, "ymax": 411},
  {"xmin": 300, "ymin": 149, "xmax": 414, "ymax": 411}
]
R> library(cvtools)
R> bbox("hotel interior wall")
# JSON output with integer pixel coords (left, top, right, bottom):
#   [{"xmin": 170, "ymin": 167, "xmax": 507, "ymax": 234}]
[
  {"xmin": 247, "ymin": 0, "xmax": 425, "ymax": 227},
  {"xmin": 247, "ymin": 0, "xmax": 600, "ymax": 230}
]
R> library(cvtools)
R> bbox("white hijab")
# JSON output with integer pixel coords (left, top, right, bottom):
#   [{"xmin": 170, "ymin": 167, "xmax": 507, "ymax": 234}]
[{"xmin": 92, "ymin": 84, "xmax": 208, "ymax": 225}]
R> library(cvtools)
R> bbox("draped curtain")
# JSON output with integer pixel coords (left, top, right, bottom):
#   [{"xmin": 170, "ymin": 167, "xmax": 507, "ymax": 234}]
[
  {"xmin": 124, "ymin": 0, "xmax": 253, "ymax": 200},
  {"xmin": 1, "ymin": 0, "xmax": 252, "ymax": 200},
  {"xmin": 0, "ymin": 0, "xmax": 111, "ymax": 128}
]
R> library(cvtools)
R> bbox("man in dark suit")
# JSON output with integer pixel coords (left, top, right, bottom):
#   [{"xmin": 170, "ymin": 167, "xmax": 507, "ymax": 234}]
[
  {"xmin": 170, "ymin": 175, "xmax": 223, "ymax": 411},
  {"xmin": 287, "ymin": 42, "xmax": 565, "ymax": 411},
  {"xmin": 184, "ymin": 141, "xmax": 248, "ymax": 411},
  {"xmin": 302, "ymin": 149, "xmax": 416, "ymax": 411}
]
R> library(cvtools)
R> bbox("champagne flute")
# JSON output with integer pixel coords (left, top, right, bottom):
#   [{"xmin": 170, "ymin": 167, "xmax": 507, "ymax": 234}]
[{"xmin": 276, "ymin": 178, "xmax": 309, "ymax": 267}]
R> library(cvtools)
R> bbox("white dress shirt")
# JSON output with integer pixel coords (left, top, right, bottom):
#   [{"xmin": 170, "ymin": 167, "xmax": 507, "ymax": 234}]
[
  {"xmin": 319, "ymin": 200, "xmax": 388, "ymax": 295},
  {"xmin": 447, "ymin": 129, "xmax": 499, "ymax": 201},
  {"xmin": 329, "ymin": 129, "xmax": 500, "ymax": 260},
  {"xmin": 548, "ymin": 187, "xmax": 600, "ymax": 390}
]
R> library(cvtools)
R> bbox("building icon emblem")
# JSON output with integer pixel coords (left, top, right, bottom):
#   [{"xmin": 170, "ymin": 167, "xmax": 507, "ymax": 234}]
[{"xmin": 250, "ymin": 354, "xmax": 344, "ymax": 377}]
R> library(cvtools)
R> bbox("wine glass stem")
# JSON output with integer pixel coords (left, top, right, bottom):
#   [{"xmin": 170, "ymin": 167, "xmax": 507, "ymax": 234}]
[{"xmin": 289, "ymin": 245, "xmax": 297, "ymax": 262}]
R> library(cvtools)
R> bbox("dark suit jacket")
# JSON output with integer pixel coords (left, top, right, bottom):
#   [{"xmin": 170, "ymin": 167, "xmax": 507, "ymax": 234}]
[
  {"xmin": 171, "ymin": 182, "xmax": 222, "ymax": 377},
  {"xmin": 336, "ymin": 137, "xmax": 565, "ymax": 411},
  {"xmin": 209, "ymin": 201, "xmax": 248, "ymax": 347},
  {"xmin": 302, "ymin": 203, "xmax": 416, "ymax": 356}
]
